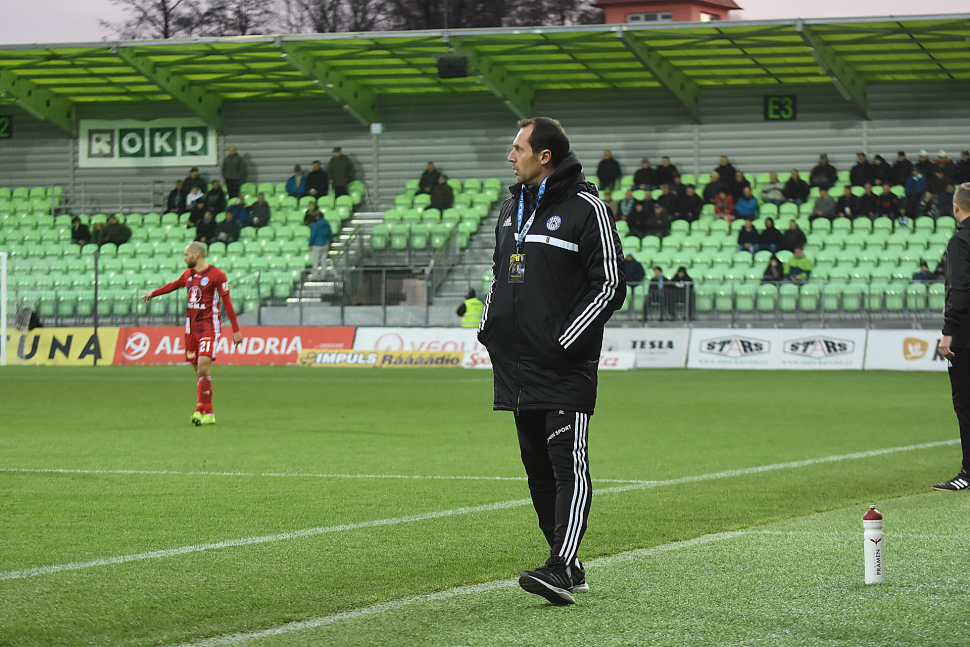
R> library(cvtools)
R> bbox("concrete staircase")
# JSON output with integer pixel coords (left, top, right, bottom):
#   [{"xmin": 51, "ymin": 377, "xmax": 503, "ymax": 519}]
[{"xmin": 434, "ymin": 208, "xmax": 500, "ymax": 302}]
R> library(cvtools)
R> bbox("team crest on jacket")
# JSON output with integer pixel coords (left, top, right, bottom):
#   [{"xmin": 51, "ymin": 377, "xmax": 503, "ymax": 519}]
[
  {"xmin": 546, "ymin": 216, "xmax": 562, "ymax": 231},
  {"xmin": 201, "ymin": 277, "xmax": 209, "ymax": 286}
]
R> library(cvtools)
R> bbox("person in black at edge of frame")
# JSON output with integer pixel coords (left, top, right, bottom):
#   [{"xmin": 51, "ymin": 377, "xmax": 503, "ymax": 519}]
[
  {"xmin": 477, "ymin": 117, "xmax": 625, "ymax": 606},
  {"xmin": 936, "ymin": 182, "xmax": 970, "ymax": 490}
]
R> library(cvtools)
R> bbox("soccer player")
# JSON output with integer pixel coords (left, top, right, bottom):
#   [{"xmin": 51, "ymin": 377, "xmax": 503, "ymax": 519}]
[{"xmin": 143, "ymin": 241, "xmax": 243, "ymax": 426}]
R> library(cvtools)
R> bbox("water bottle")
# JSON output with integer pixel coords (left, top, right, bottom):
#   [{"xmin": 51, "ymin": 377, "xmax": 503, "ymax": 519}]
[{"xmin": 863, "ymin": 505, "xmax": 884, "ymax": 584}]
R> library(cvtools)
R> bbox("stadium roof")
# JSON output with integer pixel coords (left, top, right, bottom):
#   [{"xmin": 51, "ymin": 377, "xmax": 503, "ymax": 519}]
[{"xmin": 0, "ymin": 14, "xmax": 968, "ymax": 135}]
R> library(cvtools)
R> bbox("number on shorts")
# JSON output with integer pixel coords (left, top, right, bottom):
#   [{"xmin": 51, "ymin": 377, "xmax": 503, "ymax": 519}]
[{"xmin": 199, "ymin": 339, "xmax": 212, "ymax": 354}]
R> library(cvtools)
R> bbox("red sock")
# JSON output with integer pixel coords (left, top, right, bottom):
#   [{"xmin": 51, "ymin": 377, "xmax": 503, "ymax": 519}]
[
  {"xmin": 198, "ymin": 376, "xmax": 213, "ymax": 414},
  {"xmin": 196, "ymin": 378, "xmax": 205, "ymax": 413}
]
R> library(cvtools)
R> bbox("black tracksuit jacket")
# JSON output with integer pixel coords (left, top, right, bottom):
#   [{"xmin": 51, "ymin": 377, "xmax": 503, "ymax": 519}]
[
  {"xmin": 944, "ymin": 218, "xmax": 970, "ymax": 347},
  {"xmin": 478, "ymin": 152, "xmax": 625, "ymax": 414}
]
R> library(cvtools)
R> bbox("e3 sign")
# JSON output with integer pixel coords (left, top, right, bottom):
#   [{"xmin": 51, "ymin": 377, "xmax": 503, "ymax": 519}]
[
  {"xmin": 79, "ymin": 119, "xmax": 216, "ymax": 168},
  {"xmin": 763, "ymin": 95, "xmax": 797, "ymax": 121}
]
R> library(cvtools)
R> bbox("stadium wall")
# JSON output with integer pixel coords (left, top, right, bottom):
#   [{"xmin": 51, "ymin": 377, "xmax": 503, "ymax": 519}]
[{"xmin": 1, "ymin": 82, "xmax": 968, "ymax": 211}]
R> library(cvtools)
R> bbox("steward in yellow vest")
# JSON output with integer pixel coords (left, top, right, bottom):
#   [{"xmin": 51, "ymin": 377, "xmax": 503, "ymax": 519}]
[{"xmin": 457, "ymin": 289, "xmax": 484, "ymax": 328}]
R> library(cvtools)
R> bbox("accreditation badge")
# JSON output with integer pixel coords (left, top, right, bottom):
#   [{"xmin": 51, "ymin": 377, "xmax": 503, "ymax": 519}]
[{"xmin": 508, "ymin": 254, "xmax": 526, "ymax": 283}]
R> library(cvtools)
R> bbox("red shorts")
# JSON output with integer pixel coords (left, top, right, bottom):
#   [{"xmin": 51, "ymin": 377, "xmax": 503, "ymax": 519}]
[{"xmin": 185, "ymin": 333, "xmax": 218, "ymax": 363}]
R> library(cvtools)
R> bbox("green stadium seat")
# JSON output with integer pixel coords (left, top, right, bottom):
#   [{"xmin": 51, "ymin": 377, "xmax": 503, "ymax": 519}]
[
  {"xmin": 735, "ymin": 283, "xmax": 756, "ymax": 311},
  {"xmin": 670, "ymin": 220, "xmax": 690, "ymax": 235},
  {"xmin": 410, "ymin": 223, "xmax": 432, "ymax": 249},
  {"xmin": 937, "ymin": 217, "xmax": 956, "ymax": 234},
  {"xmin": 884, "ymin": 283, "xmax": 906, "ymax": 311},
  {"xmin": 621, "ymin": 236, "xmax": 641, "ymax": 253},
  {"xmin": 732, "ymin": 251, "xmax": 754, "ymax": 267},
  {"xmin": 799, "ymin": 283, "xmax": 821, "ymax": 311},
  {"xmin": 422, "ymin": 208, "xmax": 441, "ymax": 223},
  {"xmin": 693, "ymin": 283, "xmax": 716, "ymax": 312},
  {"xmin": 871, "ymin": 217, "xmax": 893, "ymax": 234},
  {"xmin": 641, "ymin": 235, "xmax": 661, "ymax": 251},
  {"xmin": 841, "ymin": 283, "xmax": 865, "ymax": 311},
  {"xmin": 388, "ymin": 223, "xmax": 410, "ymax": 249},
  {"xmin": 928, "ymin": 282, "xmax": 945, "ymax": 310},
  {"xmin": 756, "ymin": 284, "xmax": 777, "ymax": 311},
  {"xmin": 914, "ymin": 216, "xmax": 935, "ymax": 233},
  {"xmin": 906, "ymin": 282, "xmax": 927, "ymax": 310}
]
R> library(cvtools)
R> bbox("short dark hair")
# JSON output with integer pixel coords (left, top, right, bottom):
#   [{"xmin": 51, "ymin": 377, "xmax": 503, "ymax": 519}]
[{"xmin": 516, "ymin": 117, "xmax": 569, "ymax": 167}]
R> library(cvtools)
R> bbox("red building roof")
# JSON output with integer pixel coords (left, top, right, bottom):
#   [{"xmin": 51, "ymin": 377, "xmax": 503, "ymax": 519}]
[{"xmin": 593, "ymin": 0, "xmax": 742, "ymax": 8}]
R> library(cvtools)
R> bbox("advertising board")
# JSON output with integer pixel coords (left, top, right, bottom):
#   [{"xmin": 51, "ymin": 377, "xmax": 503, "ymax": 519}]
[
  {"xmin": 687, "ymin": 328, "xmax": 868, "ymax": 370},
  {"xmin": 863, "ymin": 330, "xmax": 948, "ymax": 372},
  {"xmin": 5, "ymin": 328, "xmax": 120, "ymax": 366},
  {"xmin": 601, "ymin": 328, "xmax": 690, "ymax": 368}
]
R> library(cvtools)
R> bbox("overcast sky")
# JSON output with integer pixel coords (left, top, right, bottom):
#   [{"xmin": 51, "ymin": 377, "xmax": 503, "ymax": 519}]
[{"xmin": 0, "ymin": 0, "xmax": 967, "ymax": 45}]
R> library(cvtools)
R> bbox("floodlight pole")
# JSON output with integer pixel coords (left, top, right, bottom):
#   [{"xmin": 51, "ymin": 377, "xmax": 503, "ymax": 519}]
[{"xmin": 1, "ymin": 252, "xmax": 7, "ymax": 367}]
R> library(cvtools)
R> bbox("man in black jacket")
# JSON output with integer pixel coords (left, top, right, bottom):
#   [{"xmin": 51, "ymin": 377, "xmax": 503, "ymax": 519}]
[
  {"xmin": 933, "ymin": 182, "xmax": 970, "ymax": 490},
  {"xmin": 936, "ymin": 182, "xmax": 970, "ymax": 491},
  {"xmin": 479, "ymin": 117, "xmax": 625, "ymax": 606}
]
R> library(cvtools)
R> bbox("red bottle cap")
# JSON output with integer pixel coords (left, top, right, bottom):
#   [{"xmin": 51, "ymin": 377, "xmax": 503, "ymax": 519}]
[{"xmin": 863, "ymin": 505, "xmax": 882, "ymax": 520}]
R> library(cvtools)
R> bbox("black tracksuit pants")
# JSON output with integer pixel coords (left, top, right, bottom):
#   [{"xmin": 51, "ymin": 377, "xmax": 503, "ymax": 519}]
[
  {"xmin": 514, "ymin": 409, "xmax": 592, "ymax": 564},
  {"xmin": 947, "ymin": 349, "xmax": 970, "ymax": 471}
]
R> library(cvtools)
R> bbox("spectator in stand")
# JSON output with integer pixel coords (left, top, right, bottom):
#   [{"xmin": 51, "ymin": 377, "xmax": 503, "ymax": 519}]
[
  {"xmin": 98, "ymin": 214, "xmax": 131, "ymax": 246},
  {"xmin": 892, "ymin": 151, "xmax": 914, "ymax": 186},
  {"xmin": 617, "ymin": 189, "xmax": 639, "ymax": 219},
  {"xmin": 286, "ymin": 165, "xmax": 307, "ymax": 198},
  {"xmin": 913, "ymin": 261, "xmax": 935, "ymax": 283},
  {"xmin": 303, "ymin": 199, "xmax": 323, "ymax": 226},
  {"xmin": 760, "ymin": 172, "xmax": 785, "ymax": 206},
  {"xmin": 927, "ymin": 169, "xmax": 949, "ymax": 197},
  {"xmin": 645, "ymin": 202, "xmax": 670, "ymax": 238},
  {"xmin": 915, "ymin": 150, "xmax": 935, "ymax": 177},
  {"xmin": 216, "ymin": 210, "xmax": 240, "ymax": 244},
  {"xmin": 647, "ymin": 267, "xmax": 671, "ymax": 320},
  {"xmin": 836, "ymin": 185, "xmax": 860, "ymax": 219},
  {"xmin": 935, "ymin": 253, "xmax": 947, "ymax": 282},
  {"xmin": 624, "ymin": 254, "xmax": 646, "ymax": 292},
  {"xmin": 703, "ymin": 171, "xmax": 724, "ymax": 203},
  {"xmin": 713, "ymin": 189, "xmax": 734, "ymax": 219},
  {"xmin": 633, "ymin": 159, "xmax": 656, "ymax": 191},
  {"xmin": 221, "ymin": 146, "xmax": 246, "ymax": 198},
  {"xmin": 809, "ymin": 154, "xmax": 838, "ymax": 190},
  {"xmin": 227, "ymin": 196, "xmax": 250, "ymax": 227},
  {"xmin": 309, "ymin": 212, "xmax": 333, "ymax": 280},
  {"xmin": 328, "ymin": 147, "xmax": 355, "ymax": 197},
  {"xmin": 905, "ymin": 167, "xmax": 927, "ymax": 199},
  {"xmin": 871, "ymin": 155, "xmax": 892, "ymax": 186},
  {"xmin": 918, "ymin": 191, "xmax": 938, "ymax": 219},
  {"xmin": 70, "ymin": 216, "xmax": 90, "ymax": 246},
  {"xmin": 627, "ymin": 202, "xmax": 650, "ymax": 238},
  {"xmin": 759, "ymin": 218, "xmax": 784, "ymax": 253},
  {"xmin": 249, "ymin": 193, "xmax": 271, "ymax": 228},
  {"xmin": 731, "ymin": 171, "xmax": 751, "ymax": 202},
  {"xmin": 762, "ymin": 255, "xmax": 784, "ymax": 284},
  {"xmin": 167, "ymin": 180, "xmax": 184, "ymax": 213},
  {"xmin": 811, "ymin": 188, "xmax": 837, "ymax": 221},
  {"xmin": 597, "ymin": 150, "xmax": 622, "ymax": 192},
  {"xmin": 936, "ymin": 151, "xmax": 956, "ymax": 179},
  {"xmin": 671, "ymin": 175, "xmax": 687, "ymax": 196},
  {"xmin": 195, "ymin": 210, "xmax": 218, "ymax": 244},
  {"xmin": 656, "ymin": 184, "xmax": 678, "ymax": 214},
  {"xmin": 305, "ymin": 160, "xmax": 329, "ymax": 199},
  {"xmin": 955, "ymin": 151, "xmax": 970, "ymax": 184},
  {"xmin": 783, "ymin": 170, "xmax": 810, "ymax": 205},
  {"xmin": 873, "ymin": 185, "xmax": 901, "ymax": 219},
  {"xmin": 90, "ymin": 222, "xmax": 104, "ymax": 244},
  {"xmin": 737, "ymin": 219, "xmax": 759, "ymax": 252},
  {"xmin": 675, "ymin": 185, "xmax": 704, "ymax": 222},
  {"xmin": 669, "ymin": 267, "xmax": 693, "ymax": 318},
  {"xmin": 419, "ymin": 162, "xmax": 441, "ymax": 195},
  {"xmin": 938, "ymin": 184, "xmax": 955, "ymax": 219},
  {"xmin": 850, "ymin": 153, "xmax": 876, "ymax": 187},
  {"xmin": 714, "ymin": 156, "xmax": 738, "ymax": 194},
  {"xmin": 601, "ymin": 189, "xmax": 619, "ymax": 219},
  {"xmin": 180, "ymin": 167, "xmax": 207, "ymax": 205},
  {"xmin": 655, "ymin": 156, "xmax": 678, "ymax": 187},
  {"xmin": 430, "ymin": 174, "xmax": 454, "ymax": 211},
  {"xmin": 857, "ymin": 184, "xmax": 878, "ymax": 219},
  {"xmin": 734, "ymin": 186, "xmax": 758, "ymax": 220},
  {"xmin": 184, "ymin": 185, "xmax": 205, "ymax": 219},
  {"xmin": 784, "ymin": 247, "xmax": 813, "ymax": 284},
  {"xmin": 204, "ymin": 180, "xmax": 227, "ymax": 215},
  {"xmin": 782, "ymin": 219, "xmax": 806, "ymax": 252}
]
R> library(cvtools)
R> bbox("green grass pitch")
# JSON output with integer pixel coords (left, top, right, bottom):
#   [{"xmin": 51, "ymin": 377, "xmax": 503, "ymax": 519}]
[{"xmin": 0, "ymin": 366, "xmax": 967, "ymax": 646}]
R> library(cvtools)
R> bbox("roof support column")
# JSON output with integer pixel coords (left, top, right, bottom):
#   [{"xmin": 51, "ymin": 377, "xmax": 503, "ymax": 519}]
[
  {"xmin": 796, "ymin": 21, "xmax": 870, "ymax": 120},
  {"xmin": 617, "ymin": 28, "xmax": 700, "ymax": 123},
  {"xmin": 277, "ymin": 40, "xmax": 376, "ymax": 126},
  {"xmin": 114, "ymin": 45, "xmax": 225, "ymax": 130},
  {"xmin": 0, "ymin": 69, "xmax": 76, "ymax": 136}
]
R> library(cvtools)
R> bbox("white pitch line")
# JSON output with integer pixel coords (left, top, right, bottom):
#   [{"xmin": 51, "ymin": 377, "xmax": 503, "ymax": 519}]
[
  {"xmin": 174, "ymin": 531, "xmax": 747, "ymax": 647},
  {"xmin": 0, "ymin": 438, "xmax": 958, "ymax": 583},
  {"xmin": 0, "ymin": 468, "xmax": 646, "ymax": 484}
]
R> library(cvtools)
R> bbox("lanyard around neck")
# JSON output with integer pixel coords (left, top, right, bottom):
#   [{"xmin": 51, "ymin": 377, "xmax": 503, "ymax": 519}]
[{"xmin": 516, "ymin": 177, "xmax": 548, "ymax": 251}]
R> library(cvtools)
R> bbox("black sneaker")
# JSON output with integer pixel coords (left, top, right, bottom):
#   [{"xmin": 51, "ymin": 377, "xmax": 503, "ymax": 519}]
[
  {"xmin": 519, "ymin": 557, "xmax": 575, "ymax": 605},
  {"xmin": 933, "ymin": 469, "xmax": 970, "ymax": 491},
  {"xmin": 571, "ymin": 560, "xmax": 589, "ymax": 593}
]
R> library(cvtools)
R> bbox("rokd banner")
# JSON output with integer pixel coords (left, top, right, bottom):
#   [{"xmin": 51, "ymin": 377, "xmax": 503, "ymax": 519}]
[
  {"xmin": 602, "ymin": 328, "xmax": 690, "ymax": 368},
  {"xmin": 78, "ymin": 119, "xmax": 217, "ymax": 168},
  {"xmin": 5, "ymin": 328, "xmax": 120, "ymax": 366},
  {"xmin": 864, "ymin": 330, "xmax": 948, "ymax": 372},
  {"xmin": 687, "ymin": 328, "xmax": 867, "ymax": 370},
  {"xmin": 114, "ymin": 327, "xmax": 355, "ymax": 365}
]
